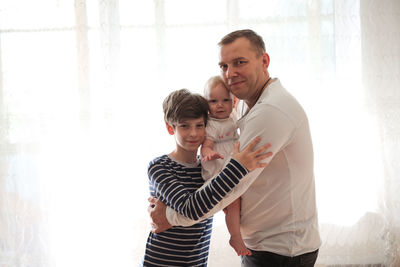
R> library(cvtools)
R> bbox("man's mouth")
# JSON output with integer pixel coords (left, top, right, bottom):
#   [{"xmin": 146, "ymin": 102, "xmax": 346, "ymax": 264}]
[{"xmin": 229, "ymin": 80, "xmax": 244, "ymax": 86}]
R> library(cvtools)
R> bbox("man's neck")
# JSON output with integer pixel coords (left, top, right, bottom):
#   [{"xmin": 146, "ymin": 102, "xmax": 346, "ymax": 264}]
[{"xmin": 246, "ymin": 77, "xmax": 272, "ymax": 109}]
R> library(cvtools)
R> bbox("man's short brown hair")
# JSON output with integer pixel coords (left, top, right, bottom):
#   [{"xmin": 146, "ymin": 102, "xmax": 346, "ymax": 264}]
[
  {"xmin": 218, "ymin": 29, "xmax": 266, "ymax": 57},
  {"xmin": 163, "ymin": 89, "xmax": 209, "ymax": 126}
]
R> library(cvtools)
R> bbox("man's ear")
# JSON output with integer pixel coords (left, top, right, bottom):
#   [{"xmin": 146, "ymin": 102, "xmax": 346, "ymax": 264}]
[
  {"xmin": 262, "ymin": 53, "xmax": 270, "ymax": 70},
  {"xmin": 166, "ymin": 123, "xmax": 175, "ymax": 135}
]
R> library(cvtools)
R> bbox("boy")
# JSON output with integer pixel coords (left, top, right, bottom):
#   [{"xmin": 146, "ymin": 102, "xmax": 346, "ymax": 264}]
[{"xmin": 142, "ymin": 89, "xmax": 271, "ymax": 266}]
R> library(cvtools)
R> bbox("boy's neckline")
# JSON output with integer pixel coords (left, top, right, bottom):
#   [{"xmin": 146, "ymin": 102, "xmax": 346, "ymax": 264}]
[{"xmin": 167, "ymin": 154, "xmax": 200, "ymax": 167}]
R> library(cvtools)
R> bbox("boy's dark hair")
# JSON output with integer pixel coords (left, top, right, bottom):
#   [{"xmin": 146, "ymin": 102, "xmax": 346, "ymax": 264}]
[
  {"xmin": 163, "ymin": 89, "xmax": 209, "ymax": 126},
  {"xmin": 218, "ymin": 29, "xmax": 266, "ymax": 57}
]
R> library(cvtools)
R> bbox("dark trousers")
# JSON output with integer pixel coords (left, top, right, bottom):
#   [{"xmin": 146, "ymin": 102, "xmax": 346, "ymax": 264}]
[{"xmin": 241, "ymin": 249, "xmax": 319, "ymax": 267}]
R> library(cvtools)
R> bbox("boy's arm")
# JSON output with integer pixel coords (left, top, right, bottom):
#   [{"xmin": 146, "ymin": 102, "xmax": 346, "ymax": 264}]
[
  {"xmin": 148, "ymin": 142, "xmax": 269, "ymax": 231},
  {"xmin": 163, "ymin": 167, "xmax": 264, "ymax": 227},
  {"xmin": 149, "ymin": 134, "xmax": 272, "ymax": 226},
  {"xmin": 149, "ymin": 167, "xmax": 265, "ymax": 230},
  {"xmin": 150, "ymin": 156, "xmax": 249, "ymax": 221}
]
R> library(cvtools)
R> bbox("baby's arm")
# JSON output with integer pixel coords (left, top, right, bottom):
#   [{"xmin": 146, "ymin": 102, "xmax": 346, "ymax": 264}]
[{"xmin": 201, "ymin": 138, "xmax": 224, "ymax": 162}]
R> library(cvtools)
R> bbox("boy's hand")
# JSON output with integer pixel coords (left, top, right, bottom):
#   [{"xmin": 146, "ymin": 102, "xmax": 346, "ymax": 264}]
[
  {"xmin": 232, "ymin": 137, "xmax": 273, "ymax": 171},
  {"xmin": 148, "ymin": 197, "xmax": 172, "ymax": 233},
  {"xmin": 202, "ymin": 151, "xmax": 224, "ymax": 162}
]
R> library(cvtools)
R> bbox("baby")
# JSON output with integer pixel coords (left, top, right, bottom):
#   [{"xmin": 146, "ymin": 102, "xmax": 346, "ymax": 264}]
[{"xmin": 201, "ymin": 76, "xmax": 251, "ymax": 256}]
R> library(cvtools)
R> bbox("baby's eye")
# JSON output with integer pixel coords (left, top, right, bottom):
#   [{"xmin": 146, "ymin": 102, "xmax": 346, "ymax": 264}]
[
  {"xmin": 209, "ymin": 100, "xmax": 217, "ymax": 103},
  {"xmin": 223, "ymin": 98, "xmax": 231, "ymax": 102}
]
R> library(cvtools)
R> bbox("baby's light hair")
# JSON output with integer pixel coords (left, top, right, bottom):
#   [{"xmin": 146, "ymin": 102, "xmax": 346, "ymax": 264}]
[{"xmin": 203, "ymin": 76, "xmax": 233, "ymax": 100}]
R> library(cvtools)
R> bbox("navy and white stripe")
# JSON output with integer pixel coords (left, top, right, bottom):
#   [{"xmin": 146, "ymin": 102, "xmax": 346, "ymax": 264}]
[
  {"xmin": 142, "ymin": 155, "xmax": 248, "ymax": 267},
  {"xmin": 148, "ymin": 155, "xmax": 247, "ymax": 221}
]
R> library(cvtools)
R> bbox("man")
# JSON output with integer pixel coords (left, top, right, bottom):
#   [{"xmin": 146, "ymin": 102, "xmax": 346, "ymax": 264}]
[{"xmin": 148, "ymin": 29, "xmax": 321, "ymax": 266}]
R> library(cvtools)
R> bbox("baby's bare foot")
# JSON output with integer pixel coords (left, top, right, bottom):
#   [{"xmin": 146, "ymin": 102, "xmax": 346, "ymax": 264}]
[{"xmin": 229, "ymin": 235, "xmax": 252, "ymax": 256}]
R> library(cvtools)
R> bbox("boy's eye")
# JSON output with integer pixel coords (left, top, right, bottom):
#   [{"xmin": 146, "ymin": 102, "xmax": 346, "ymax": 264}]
[
  {"xmin": 196, "ymin": 124, "xmax": 205, "ymax": 128},
  {"xmin": 179, "ymin": 124, "xmax": 188, "ymax": 128}
]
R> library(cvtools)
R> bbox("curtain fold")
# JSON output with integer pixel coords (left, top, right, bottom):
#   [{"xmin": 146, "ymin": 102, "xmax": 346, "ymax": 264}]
[{"xmin": 360, "ymin": 0, "xmax": 400, "ymax": 265}]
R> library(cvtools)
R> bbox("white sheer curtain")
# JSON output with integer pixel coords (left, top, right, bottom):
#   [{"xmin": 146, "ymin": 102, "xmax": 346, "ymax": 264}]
[{"xmin": 0, "ymin": 0, "xmax": 399, "ymax": 266}]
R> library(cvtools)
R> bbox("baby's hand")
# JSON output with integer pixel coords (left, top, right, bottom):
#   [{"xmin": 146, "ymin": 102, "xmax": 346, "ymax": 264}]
[{"xmin": 202, "ymin": 151, "xmax": 224, "ymax": 162}]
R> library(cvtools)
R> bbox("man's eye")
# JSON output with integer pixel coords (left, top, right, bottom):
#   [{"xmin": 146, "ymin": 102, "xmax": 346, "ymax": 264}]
[{"xmin": 219, "ymin": 64, "xmax": 227, "ymax": 70}]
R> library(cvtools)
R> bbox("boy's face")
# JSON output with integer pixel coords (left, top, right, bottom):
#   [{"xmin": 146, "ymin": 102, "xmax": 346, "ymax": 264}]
[
  {"xmin": 207, "ymin": 83, "xmax": 233, "ymax": 119},
  {"xmin": 168, "ymin": 117, "xmax": 206, "ymax": 154}
]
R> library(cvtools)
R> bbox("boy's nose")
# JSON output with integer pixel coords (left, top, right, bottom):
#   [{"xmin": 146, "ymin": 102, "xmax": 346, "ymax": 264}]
[{"xmin": 189, "ymin": 127, "xmax": 197, "ymax": 136}]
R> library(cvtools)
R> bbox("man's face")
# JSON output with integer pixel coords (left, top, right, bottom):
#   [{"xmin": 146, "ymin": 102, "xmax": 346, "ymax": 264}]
[{"xmin": 218, "ymin": 37, "xmax": 267, "ymax": 101}]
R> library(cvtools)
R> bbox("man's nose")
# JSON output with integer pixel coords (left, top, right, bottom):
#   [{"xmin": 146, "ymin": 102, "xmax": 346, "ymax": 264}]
[{"xmin": 226, "ymin": 66, "xmax": 237, "ymax": 79}]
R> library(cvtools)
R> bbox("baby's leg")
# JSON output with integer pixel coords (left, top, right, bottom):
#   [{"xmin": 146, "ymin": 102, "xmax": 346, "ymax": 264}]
[{"xmin": 225, "ymin": 198, "xmax": 251, "ymax": 256}]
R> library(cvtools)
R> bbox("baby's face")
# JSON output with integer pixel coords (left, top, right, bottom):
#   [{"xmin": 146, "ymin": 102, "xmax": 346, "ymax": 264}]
[{"xmin": 207, "ymin": 83, "xmax": 233, "ymax": 119}]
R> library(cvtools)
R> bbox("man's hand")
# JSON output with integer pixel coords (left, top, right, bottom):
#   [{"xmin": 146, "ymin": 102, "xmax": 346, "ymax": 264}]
[
  {"xmin": 148, "ymin": 197, "xmax": 172, "ymax": 233},
  {"xmin": 232, "ymin": 136, "xmax": 273, "ymax": 171}
]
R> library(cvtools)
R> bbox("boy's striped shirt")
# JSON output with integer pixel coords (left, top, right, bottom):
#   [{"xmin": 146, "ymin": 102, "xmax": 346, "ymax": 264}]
[{"xmin": 142, "ymin": 155, "xmax": 248, "ymax": 266}]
